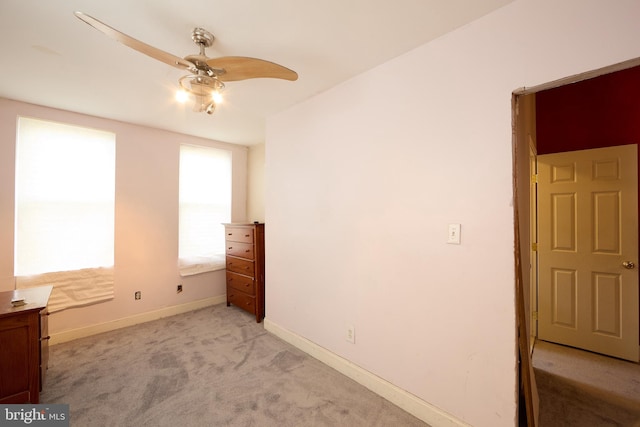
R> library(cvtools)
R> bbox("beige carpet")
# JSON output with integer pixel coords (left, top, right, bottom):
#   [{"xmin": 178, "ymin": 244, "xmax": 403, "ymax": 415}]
[
  {"xmin": 41, "ymin": 304, "xmax": 429, "ymax": 427},
  {"xmin": 533, "ymin": 340, "xmax": 640, "ymax": 427}
]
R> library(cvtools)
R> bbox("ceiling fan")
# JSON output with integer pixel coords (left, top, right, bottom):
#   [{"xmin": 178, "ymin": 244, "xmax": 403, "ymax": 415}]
[{"xmin": 74, "ymin": 11, "xmax": 298, "ymax": 115}]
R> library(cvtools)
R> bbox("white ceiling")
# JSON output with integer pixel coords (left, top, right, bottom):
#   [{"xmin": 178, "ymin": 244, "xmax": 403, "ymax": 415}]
[{"xmin": 0, "ymin": 0, "xmax": 512, "ymax": 145}]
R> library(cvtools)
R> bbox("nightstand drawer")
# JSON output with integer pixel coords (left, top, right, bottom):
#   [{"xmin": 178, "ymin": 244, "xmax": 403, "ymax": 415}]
[
  {"xmin": 225, "ymin": 227, "xmax": 254, "ymax": 243},
  {"xmin": 227, "ymin": 272, "xmax": 255, "ymax": 295},
  {"xmin": 226, "ymin": 242, "xmax": 254, "ymax": 259},
  {"xmin": 226, "ymin": 257, "xmax": 254, "ymax": 276}
]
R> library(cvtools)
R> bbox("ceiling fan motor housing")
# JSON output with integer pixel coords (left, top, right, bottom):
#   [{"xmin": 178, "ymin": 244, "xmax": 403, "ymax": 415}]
[{"xmin": 192, "ymin": 28, "xmax": 214, "ymax": 48}]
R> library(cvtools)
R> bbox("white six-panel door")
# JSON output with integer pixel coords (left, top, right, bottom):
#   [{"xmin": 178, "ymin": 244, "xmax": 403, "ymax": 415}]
[{"xmin": 538, "ymin": 144, "xmax": 639, "ymax": 362}]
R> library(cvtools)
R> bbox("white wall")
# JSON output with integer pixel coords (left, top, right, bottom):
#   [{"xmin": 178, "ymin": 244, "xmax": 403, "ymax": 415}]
[
  {"xmin": 264, "ymin": 1, "xmax": 640, "ymax": 426},
  {"xmin": 0, "ymin": 98, "xmax": 248, "ymax": 338},
  {"xmin": 247, "ymin": 143, "xmax": 266, "ymax": 223}
]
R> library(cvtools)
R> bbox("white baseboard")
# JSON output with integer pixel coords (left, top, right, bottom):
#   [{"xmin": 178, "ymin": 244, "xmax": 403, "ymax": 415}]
[
  {"xmin": 264, "ymin": 318, "xmax": 470, "ymax": 427},
  {"xmin": 50, "ymin": 295, "xmax": 226, "ymax": 345}
]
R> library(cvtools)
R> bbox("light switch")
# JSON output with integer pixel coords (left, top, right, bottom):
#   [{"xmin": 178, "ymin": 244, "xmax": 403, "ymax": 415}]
[{"xmin": 447, "ymin": 223, "xmax": 461, "ymax": 244}]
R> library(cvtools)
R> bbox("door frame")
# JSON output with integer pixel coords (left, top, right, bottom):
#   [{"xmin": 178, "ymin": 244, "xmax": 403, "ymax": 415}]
[{"xmin": 529, "ymin": 139, "xmax": 538, "ymax": 350}]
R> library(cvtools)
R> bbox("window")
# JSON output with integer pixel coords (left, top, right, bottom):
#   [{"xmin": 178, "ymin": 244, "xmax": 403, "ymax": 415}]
[
  {"xmin": 15, "ymin": 117, "xmax": 116, "ymax": 275},
  {"xmin": 14, "ymin": 117, "xmax": 115, "ymax": 312},
  {"xmin": 178, "ymin": 144, "xmax": 231, "ymax": 275}
]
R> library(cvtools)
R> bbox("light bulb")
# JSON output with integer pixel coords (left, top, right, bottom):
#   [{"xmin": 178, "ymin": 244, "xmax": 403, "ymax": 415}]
[
  {"xmin": 212, "ymin": 91, "xmax": 223, "ymax": 104},
  {"xmin": 175, "ymin": 89, "xmax": 189, "ymax": 103}
]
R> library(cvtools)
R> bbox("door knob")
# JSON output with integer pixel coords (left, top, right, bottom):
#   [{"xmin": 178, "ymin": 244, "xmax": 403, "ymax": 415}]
[{"xmin": 622, "ymin": 261, "xmax": 635, "ymax": 269}]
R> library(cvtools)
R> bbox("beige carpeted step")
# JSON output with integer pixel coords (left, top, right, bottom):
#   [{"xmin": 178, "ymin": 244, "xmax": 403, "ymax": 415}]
[{"xmin": 533, "ymin": 340, "xmax": 640, "ymax": 427}]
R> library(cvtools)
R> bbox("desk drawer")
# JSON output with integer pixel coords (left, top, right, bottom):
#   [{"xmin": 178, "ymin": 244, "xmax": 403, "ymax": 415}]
[{"xmin": 39, "ymin": 310, "xmax": 50, "ymax": 391}]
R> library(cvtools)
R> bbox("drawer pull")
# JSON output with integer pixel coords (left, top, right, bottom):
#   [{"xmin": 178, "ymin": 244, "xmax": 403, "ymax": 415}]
[
  {"xmin": 245, "ymin": 249, "xmax": 250, "ymax": 253},
  {"xmin": 246, "ymin": 302, "xmax": 251, "ymax": 306},
  {"xmin": 245, "ymin": 234, "xmax": 250, "ymax": 237},
  {"xmin": 227, "ymin": 233, "xmax": 232, "ymax": 236},
  {"xmin": 228, "ymin": 247, "xmax": 233, "ymax": 250},
  {"xmin": 41, "ymin": 335, "xmax": 51, "ymax": 341}
]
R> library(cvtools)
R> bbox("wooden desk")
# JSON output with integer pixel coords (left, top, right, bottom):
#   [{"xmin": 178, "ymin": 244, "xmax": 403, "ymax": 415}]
[{"xmin": 0, "ymin": 285, "xmax": 52, "ymax": 403}]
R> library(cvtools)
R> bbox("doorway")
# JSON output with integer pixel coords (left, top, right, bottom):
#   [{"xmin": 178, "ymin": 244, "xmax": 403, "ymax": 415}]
[
  {"xmin": 513, "ymin": 57, "xmax": 640, "ymax": 426},
  {"xmin": 515, "ymin": 59, "xmax": 640, "ymax": 362}
]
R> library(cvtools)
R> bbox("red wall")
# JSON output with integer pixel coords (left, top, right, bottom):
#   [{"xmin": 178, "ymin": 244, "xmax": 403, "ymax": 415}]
[{"xmin": 536, "ymin": 65, "xmax": 640, "ymax": 154}]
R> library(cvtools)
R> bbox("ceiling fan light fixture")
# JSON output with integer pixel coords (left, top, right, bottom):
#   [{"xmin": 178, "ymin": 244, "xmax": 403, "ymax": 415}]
[
  {"xmin": 212, "ymin": 91, "xmax": 223, "ymax": 104},
  {"xmin": 179, "ymin": 74, "xmax": 225, "ymax": 96},
  {"xmin": 178, "ymin": 74, "xmax": 225, "ymax": 114},
  {"xmin": 175, "ymin": 89, "xmax": 189, "ymax": 103}
]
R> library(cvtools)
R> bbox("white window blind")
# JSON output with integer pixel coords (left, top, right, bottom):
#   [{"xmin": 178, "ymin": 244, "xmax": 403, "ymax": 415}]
[
  {"xmin": 14, "ymin": 117, "xmax": 115, "ymax": 312},
  {"xmin": 178, "ymin": 144, "xmax": 231, "ymax": 276}
]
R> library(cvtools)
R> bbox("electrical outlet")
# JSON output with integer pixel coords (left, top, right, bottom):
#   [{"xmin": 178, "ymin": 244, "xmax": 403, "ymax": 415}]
[
  {"xmin": 177, "ymin": 284, "xmax": 183, "ymax": 293},
  {"xmin": 346, "ymin": 325, "xmax": 355, "ymax": 344},
  {"xmin": 134, "ymin": 291, "xmax": 141, "ymax": 300}
]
